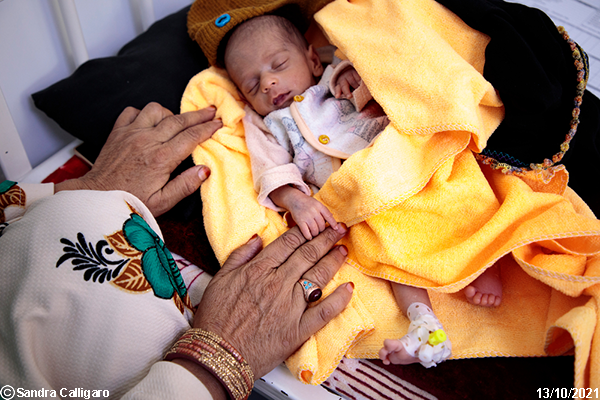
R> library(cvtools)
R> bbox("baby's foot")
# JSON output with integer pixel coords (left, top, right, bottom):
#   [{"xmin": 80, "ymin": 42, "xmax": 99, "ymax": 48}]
[
  {"xmin": 380, "ymin": 303, "xmax": 452, "ymax": 368},
  {"xmin": 379, "ymin": 338, "xmax": 420, "ymax": 365},
  {"xmin": 464, "ymin": 264, "xmax": 502, "ymax": 307}
]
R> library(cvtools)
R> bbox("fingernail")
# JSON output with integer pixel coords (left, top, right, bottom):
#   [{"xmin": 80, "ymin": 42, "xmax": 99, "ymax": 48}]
[
  {"xmin": 337, "ymin": 223, "xmax": 348, "ymax": 234},
  {"xmin": 249, "ymin": 233, "xmax": 261, "ymax": 243},
  {"xmin": 346, "ymin": 282, "xmax": 354, "ymax": 293},
  {"xmin": 198, "ymin": 166, "xmax": 211, "ymax": 180},
  {"xmin": 339, "ymin": 245, "xmax": 348, "ymax": 256}
]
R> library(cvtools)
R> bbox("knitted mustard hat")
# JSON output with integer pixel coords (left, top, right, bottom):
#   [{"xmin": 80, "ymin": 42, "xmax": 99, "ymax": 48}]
[{"xmin": 187, "ymin": 0, "xmax": 333, "ymax": 66}]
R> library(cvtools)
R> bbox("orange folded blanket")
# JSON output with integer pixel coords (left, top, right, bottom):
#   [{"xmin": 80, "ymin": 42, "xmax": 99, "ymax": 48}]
[{"xmin": 182, "ymin": 0, "xmax": 600, "ymax": 389}]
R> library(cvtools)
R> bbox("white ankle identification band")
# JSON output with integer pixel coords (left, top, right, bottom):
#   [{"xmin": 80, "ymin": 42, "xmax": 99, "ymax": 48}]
[{"xmin": 400, "ymin": 302, "xmax": 452, "ymax": 368}]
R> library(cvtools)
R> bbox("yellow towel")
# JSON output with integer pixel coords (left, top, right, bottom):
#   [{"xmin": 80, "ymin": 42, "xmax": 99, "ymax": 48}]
[
  {"xmin": 181, "ymin": 68, "xmax": 289, "ymax": 260},
  {"xmin": 182, "ymin": 0, "xmax": 600, "ymax": 389}
]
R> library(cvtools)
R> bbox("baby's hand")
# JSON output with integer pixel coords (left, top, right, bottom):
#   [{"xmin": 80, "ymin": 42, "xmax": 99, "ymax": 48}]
[
  {"xmin": 333, "ymin": 66, "xmax": 361, "ymax": 99},
  {"xmin": 288, "ymin": 195, "xmax": 339, "ymax": 240}
]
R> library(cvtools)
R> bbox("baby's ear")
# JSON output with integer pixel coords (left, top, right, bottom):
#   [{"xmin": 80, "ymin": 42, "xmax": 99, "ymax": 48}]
[{"xmin": 307, "ymin": 45, "xmax": 324, "ymax": 78}]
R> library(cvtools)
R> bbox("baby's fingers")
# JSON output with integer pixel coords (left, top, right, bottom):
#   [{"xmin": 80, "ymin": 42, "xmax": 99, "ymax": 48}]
[
  {"xmin": 308, "ymin": 218, "xmax": 323, "ymax": 238},
  {"xmin": 320, "ymin": 208, "xmax": 339, "ymax": 232},
  {"xmin": 348, "ymin": 70, "xmax": 361, "ymax": 89},
  {"xmin": 339, "ymin": 80, "xmax": 352, "ymax": 99},
  {"xmin": 299, "ymin": 222, "xmax": 313, "ymax": 241},
  {"xmin": 334, "ymin": 84, "xmax": 342, "ymax": 99}
]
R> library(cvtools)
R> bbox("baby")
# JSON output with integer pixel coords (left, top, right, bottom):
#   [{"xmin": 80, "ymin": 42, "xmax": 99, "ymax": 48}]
[
  {"xmin": 223, "ymin": 14, "xmax": 502, "ymax": 367},
  {"xmin": 223, "ymin": 14, "xmax": 389, "ymax": 240}
]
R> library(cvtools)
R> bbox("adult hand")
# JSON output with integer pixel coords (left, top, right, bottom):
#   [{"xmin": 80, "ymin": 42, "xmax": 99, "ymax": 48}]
[
  {"xmin": 194, "ymin": 225, "xmax": 352, "ymax": 379},
  {"xmin": 55, "ymin": 103, "xmax": 222, "ymax": 216}
]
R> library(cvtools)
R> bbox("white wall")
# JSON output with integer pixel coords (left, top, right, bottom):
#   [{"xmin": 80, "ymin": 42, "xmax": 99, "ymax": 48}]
[{"xmin": 0, "ymin": 0, "xmax": 192, "ymax": 181}]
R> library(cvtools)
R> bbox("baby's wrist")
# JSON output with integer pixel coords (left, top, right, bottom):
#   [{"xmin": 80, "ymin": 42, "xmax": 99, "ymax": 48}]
[{"xmin": 270, "ymin": 185, "xmax": 302, "ymax": 209}]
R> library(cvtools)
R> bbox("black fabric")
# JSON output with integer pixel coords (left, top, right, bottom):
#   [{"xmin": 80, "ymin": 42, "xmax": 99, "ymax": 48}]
[
  {"xmin": 31, "ymin": 1, "xmax": 599, "ymax": 213},
  {"xmin": 32, "ymin": 5, "xmax": 209, "ymax": 154},
  {"xmin": 436, "ymin": 0, "xmax": 600, "ymax": 214},
  {"xmin": 32, "ymin": 5, "xmax": 210, "ymax": 222}
]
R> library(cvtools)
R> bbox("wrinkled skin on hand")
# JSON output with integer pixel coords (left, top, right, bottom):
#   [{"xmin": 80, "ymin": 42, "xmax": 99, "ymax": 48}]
[
  {"xmin": 56, "ymin": 102, "xmax": 222, "ymax": 216},
  {"xmin": 194, "ymin": 225, "xmax": 353, "ymax": 378}
]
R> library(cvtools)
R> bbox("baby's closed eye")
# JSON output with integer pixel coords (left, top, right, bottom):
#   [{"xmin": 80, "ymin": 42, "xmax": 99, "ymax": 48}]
[
  {"xmin": 245, "ymin": 80, "xmax": 259, "ymax": 95},
  {"xmin": 273, "ymin": 58, "xmax": 288, "ymax": 70}
]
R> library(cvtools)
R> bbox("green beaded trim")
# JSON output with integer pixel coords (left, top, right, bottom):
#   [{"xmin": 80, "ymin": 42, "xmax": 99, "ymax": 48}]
[{"xmin": 476, "ymin": 26, "xmax": 589, "ymax": 177}]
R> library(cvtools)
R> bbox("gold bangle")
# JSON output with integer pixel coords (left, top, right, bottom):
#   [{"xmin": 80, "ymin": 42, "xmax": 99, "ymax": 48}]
[{"xmin": 165, "ymin": 328, "xmax": 255, "ymax": 400}]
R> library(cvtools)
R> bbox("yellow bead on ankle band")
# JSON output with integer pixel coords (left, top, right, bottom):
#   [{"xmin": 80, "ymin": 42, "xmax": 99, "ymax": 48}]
[{"xmin": 427, "ymin": 329, "xmax": 447, "ymax": 346}]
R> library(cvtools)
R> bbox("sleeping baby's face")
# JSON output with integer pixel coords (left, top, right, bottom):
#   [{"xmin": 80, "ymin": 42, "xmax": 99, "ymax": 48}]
[{"xmin": 224, "ymin": 20, "xmax": 323, "ymax": 117}]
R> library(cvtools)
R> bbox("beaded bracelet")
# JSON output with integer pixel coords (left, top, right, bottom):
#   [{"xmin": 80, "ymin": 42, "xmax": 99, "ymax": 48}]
[{"xmin": 164, "ymin": 328, "xmax": 255, "ymax": 400}]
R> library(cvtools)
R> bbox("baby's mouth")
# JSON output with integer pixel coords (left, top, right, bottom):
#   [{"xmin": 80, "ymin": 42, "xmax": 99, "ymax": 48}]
[{"xmin": 272, "ymin": 92, "xmax": 290, "ymax": 108}]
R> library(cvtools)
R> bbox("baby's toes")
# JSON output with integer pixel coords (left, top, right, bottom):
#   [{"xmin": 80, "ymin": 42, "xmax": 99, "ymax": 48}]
[
  {"xmin": 480, "ymin": 293, "xmax": 492, "ymax": 306},
  {"xmin": 477, "ymin": 293, "xmax": 501, "ymax": 307},
  {"xmin": 489, "ymin": 294, "xmax": 502, "ymax": 307},
  {"xmin": 465, "ymin": 286, "xmax": 483, "ymax": 305},
  {"xmin": 379, "ymin": 346, "xmax": 392, "ymax": 364},
  {"xmin": 464, "ymin": 285, "xmax": 476, "ymax": 300}
]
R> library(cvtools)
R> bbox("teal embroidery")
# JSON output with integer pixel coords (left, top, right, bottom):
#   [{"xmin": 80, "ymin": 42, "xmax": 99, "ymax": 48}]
[
  {"xmin": 0, "ymin": 180, "xmax": 17, "ymax": 194},
  {"xmin": 123, "ymin": 213, "xmax": 187, "ymax": 300},
  {"xmin": 480, "ymin": 149, "xmax": 527, "ymax": 168},
  {"xmin": 56, "ymin": 212, "xmax": 186, "ymax": 303}
]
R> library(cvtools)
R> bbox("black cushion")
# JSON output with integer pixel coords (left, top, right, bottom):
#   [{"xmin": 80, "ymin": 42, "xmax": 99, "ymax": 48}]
[{"xmin": 32, "ymin": 5, "xmax": 208, "ymax": 155}]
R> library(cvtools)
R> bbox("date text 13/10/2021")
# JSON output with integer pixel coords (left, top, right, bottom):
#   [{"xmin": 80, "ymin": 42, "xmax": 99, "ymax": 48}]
[{"xmin": 538, "ymin": 388, "xmax": 599, "ymax": 399}]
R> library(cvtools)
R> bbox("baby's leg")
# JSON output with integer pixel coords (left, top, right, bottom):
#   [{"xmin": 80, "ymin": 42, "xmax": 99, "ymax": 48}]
[
  {"xmin": 379, "ymin": 284, "xmax": 451, "ymax": 368},
  {"xmin": 393, "ymin": 282, "xmax": 432, "ymax": 312},
  {"xmin": 379, "ymin": 285, "xmax": 429, "ymax": 365},
  {"xmin": 463, "ymin": 264, "xmax": 502, "ymax": 307}
]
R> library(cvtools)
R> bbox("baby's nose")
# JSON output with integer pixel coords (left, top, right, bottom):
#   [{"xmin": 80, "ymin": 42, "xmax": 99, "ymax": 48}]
[{"xmin": 261, "ymin": 75, "xmax": 278, "ymax": 92}]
